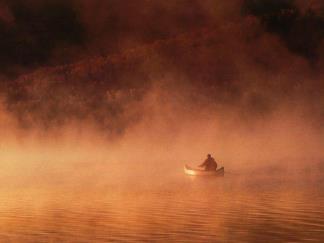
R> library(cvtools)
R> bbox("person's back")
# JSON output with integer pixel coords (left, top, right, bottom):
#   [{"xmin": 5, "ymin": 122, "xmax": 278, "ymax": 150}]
[{"xmin": 199, "ymin": 154, "xmax": 218, "ymax": 171}]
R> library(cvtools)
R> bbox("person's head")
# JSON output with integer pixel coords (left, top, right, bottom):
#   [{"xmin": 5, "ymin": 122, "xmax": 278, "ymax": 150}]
[{"xmin": 207, "ymin": 154, "xmax": 211, "ymax": 158}]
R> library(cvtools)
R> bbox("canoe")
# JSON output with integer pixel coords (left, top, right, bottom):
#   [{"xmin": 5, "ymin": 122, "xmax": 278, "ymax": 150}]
[{"xmin": 184, "ymin": 165, "xmax": 224, "ymax": 176}]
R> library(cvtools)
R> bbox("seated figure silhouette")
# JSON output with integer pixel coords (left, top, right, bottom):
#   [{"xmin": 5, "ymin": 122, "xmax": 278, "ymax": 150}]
[{"xmin": 199, "ymin": 154, "xmax": 218, "ymax": 171}]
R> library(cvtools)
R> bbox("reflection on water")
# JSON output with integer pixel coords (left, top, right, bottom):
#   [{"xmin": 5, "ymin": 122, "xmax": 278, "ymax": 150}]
[{"xmin": 1, "ymin": 162, "xmax": 324, "ymax": 242}]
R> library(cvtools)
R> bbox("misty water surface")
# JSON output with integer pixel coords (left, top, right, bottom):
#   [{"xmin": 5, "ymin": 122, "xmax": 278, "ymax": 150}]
[{"xmin": 1, "ymin": 160, "xmax": 324, "ymax": 242}]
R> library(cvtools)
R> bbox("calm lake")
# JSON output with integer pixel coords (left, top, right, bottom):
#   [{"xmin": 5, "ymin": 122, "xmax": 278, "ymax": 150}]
[{"xmin": 1, "ymin": 160, "xmax": 324, "ymax": 242}]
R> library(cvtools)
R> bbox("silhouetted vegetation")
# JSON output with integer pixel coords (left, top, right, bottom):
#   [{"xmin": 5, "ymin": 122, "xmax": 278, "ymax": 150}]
[
  {"xmin": 242, "ymin": 0, "xmax": 324, "ymax": 62},
  {"xmin": 0, "ymin": 1, "xmax": 85, "ymax": 76}
]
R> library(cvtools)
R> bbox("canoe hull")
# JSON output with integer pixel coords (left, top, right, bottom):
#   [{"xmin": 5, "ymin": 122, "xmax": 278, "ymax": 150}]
[{"xmin": 184, "ymin": 165, "xmax": 224, "ymax": 176}]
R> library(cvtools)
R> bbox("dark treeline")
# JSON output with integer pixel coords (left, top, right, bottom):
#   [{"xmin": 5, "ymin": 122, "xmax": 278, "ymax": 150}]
[{"xmin": 0, "ymin": 0, "xmax": 322, "ymax": 134}]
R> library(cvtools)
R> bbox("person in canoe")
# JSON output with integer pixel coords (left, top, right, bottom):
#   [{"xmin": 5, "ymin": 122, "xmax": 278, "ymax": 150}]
[{"xmin": 199, "ymin": 154, "xmax": 218, "ymax": 171}]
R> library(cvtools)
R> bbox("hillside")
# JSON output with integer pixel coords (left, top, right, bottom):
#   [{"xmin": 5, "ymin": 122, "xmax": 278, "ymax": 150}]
[{"xmin": 2, "ymin": 23, "xmax": 324, "ymax": 133}]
